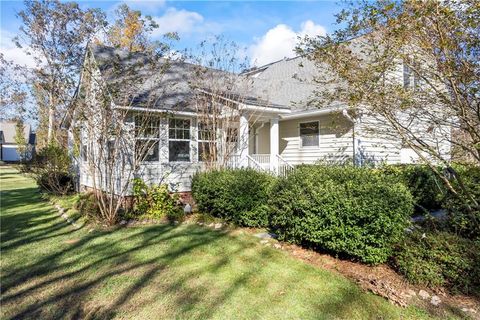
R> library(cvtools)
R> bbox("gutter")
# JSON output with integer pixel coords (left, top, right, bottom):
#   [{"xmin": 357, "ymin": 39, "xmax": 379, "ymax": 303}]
[
  {"xmin": 279, "ymin": 105, "xmax": 345, "ymax": 120},
  {"xmin": 113, "ymin": 105, "xmax": 198, "ymax": 117}
]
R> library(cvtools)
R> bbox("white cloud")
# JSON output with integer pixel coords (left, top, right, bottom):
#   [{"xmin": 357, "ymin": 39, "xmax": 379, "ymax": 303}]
[
  {"xmin": 152, "ymin": 8, "xmax": 204, "ymax": 36},
  {"xmin": 0, "ymin": 29, "xmax": 36, "ymax": 69},
  {"xmin": 123, "ymin": 0, "xmax": 166, "ymax": 13},
  {"xmin": 249, "ymin": 20, "xmax": 326, "ymax": 66}
]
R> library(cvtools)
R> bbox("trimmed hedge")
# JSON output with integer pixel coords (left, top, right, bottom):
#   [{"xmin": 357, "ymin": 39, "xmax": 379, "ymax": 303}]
[
  {"xmin": 443, "ymin": 164, "xmax": 480, "ymax": 238},
  {"xmin": 191, "ymin": 168, "xmax": 275, "ymax": 227},
  {"xmin": 393, "ymin": 231, "xmax": 480, "ymax": 295},
  {"xmin": 269, "ymin": 165, "xmax": 413, "ymax": 264},
  {"xmin": 379, "ymin": 164, "xmax": 446, "ymax": 213}
]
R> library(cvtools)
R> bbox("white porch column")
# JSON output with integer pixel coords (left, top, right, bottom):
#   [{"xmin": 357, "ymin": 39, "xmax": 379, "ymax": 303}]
[
  {"xmin": 239, "ymin": 113, "xmax": 249, "ymax": 167},
  {"xmin": 270, "ymin": 117, "xmax": 279, "ymax": 172}
]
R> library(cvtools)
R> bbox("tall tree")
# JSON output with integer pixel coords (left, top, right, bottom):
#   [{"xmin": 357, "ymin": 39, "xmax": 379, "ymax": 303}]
[
  {"xmin": 103, "ymin": 4, "xmax": 163, "ymax": 52},
  {"xmin": 0, "ymin": 54, "xmax": 30, "ymax": 122},
  {"xmin": 299, "ymin": 0, "xmax": 479, "ymax": 217},
  {"xmin": 15, "ymin": 0, "xmax": 106, "ymax": 144}
]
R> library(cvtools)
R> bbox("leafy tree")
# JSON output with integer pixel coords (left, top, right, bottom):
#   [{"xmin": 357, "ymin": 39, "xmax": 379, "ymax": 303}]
[
  {"xmin": 103, "ymin": 4, "xmax": 160, "ymax": 52},
  {"xmin": 299, "ymin": 0, "xmax": 479, "ymax": 231},
  {"xmin": 14, "ymin": 118, "xmax": 28, "ymax": 161},
  {"xmin": 0, "ymin": 54, "xmax": 30, "ymax": 122},
  {"xmin": 15, "ymin": 0, "xmax": 106, "ymax": 144}
]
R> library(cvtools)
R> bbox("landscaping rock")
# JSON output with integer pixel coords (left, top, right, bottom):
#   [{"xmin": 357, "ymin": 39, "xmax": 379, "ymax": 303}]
[
  {"xmin": 254, "ymin": 232, "xmax": 277, "ymax": 239},
  {"xmin": 273, "ymin": 243, "xmax": 282, "ymax": 249},
  {"xmin": 461, "ymin": 307, "xmax": 477, "ymax": 314},
  {"xmin": 214, "ymin": 223, "xmax": 223, "ymax": 229},
  {"xmin": 430, "ymin": 295, "xmax": 441, "ymax": 306},
  {"xmin": 402, "ymin": 289, "xmax": 417, "ymax": 298},
  {"xmin": 418, "ymin": 290, "xmax": 430, "ymax": 300},
  {"xmin": 260, "ymin": 239, "xmax": 269, "ymax": 245}
]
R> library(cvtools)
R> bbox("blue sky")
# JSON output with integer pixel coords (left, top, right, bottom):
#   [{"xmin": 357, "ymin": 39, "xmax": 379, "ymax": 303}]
[{"xmin": 1, "ymin": 0, "xmax": 342, "ymax": 67}]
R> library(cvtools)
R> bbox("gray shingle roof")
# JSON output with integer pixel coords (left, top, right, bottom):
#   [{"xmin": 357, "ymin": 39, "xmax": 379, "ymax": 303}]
[
  {"xmin": 90, "ymin": 45, "xmax": 289, "ymax": 113},
  {"xmin": 90, "ymin": 38, "xmax": 366, "ymax": 114}
]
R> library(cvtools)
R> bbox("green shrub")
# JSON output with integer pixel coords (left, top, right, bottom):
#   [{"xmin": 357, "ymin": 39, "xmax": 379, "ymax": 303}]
[
  {"xmin": 442, "ymin": 164, "xmax": 480, "ymax": 238},
  {"xmin": 31, "ymin": 143, "xmax": 74, "ymax": 195},
  {"xmin": 270, "ymin": 165, "xmax": 413, "ymax": 264},
  {"xmin": 380, "ymin": 164, "xmax": 446, "ymax": 213},
  {"xmin": 75, "ymin": 191, "xmax": 100, "ymax": 219},
  {"xmin": 132, "ymin": 178, "xmax": 183, "ymax": 220},
  {"xmin": 392, "ymin": 231, "xmax": 480, "ymax": 295},
  {"xmin": 191, "ymin": 168, "xmax": 275, "ymax": 227}
]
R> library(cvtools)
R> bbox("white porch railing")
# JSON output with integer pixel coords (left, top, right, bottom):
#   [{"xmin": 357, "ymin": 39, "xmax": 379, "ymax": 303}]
[
  {"xmin": 247, "ymin": 155, "xmax": 266, "ymax": 171},
  {"xmin": 276, "ymin": 154, "xmax": 294, "ymax": 177},
  {"xmin": 250, "ymin": 154, "xmax": 270, "ymax": 171},
  {"xmin": 225, "ymin": 153, "xmax": 294, "ymax": 177}
]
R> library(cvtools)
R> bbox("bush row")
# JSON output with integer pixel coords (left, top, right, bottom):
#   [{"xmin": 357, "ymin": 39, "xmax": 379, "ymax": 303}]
[
  {"xmin": 192, "ymin": 165, "xmax": 413, "ymax": 264},
  {"xmin": 270, "ymin": 165, "xmax": 413, "ymax": 264},
  {"xmin": 192, "ymin": 168, "xmax": 275, "ymax": 227},
  {"xmin": 393, "ymin": 231, "xmax": 480, "ymax": 296},
  {"xmin": 380, "ymin": 164, "xmax": 480, "ymax": 238}
]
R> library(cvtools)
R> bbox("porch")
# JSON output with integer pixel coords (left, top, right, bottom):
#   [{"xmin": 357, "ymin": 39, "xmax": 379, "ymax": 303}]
[{"xmin": 229, "ymin": 114, "xmax": 294, "ymax": 177}]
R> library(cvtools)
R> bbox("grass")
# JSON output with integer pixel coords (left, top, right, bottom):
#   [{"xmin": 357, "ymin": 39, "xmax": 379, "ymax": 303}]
[{"xmin": 0, "ymin": 166, "xmax": 456, "ymax": 319}]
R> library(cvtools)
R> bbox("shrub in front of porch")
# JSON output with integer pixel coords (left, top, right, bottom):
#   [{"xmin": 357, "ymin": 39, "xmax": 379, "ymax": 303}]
[
  {"xmin": 269, "ymin": 165, "xmax": 413, "ymax": 264},
  {"xmin": 191, "ymin": 168, "xmax": 275, "ymax": 227}
]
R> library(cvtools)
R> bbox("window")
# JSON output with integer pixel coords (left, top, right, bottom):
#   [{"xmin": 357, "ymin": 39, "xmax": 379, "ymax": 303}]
[
  {"xmin": 81, "ymin": 144, "xmax": 87, "ymax": 162},
  {"xmin": 403, "ymin": 61, "xmax": 422, "ymax": 90},
  {"xmin": 403, "ymin": 63, "xmax": 412, "ymax": 89},
  {"xmin": 169, "ymin": 118, "xmax": 191, "ymax": 162},
  {"xmin": 135, "ymin": 116, "xmax": 160, "ymax": 162},
  {"xmin": 107, "ymin": 140, "xmax": 115, "ymax": 161},
  {"xmin": 300, "ymin": 121, "xmax": 319, "ymax": 147},
  {"xmin": 135, "ymin": 116, "xmax": 160, "ymax": 138},
  {"xmin": 135, "ymin": 140, "xmax": 159, "ymax": 162},
  {"xmin": 198, "ymin": 121, "xmax": 217, "ymax": 162}
]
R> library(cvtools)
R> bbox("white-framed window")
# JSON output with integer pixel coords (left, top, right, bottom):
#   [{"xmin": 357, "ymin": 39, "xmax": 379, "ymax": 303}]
[
  {"xmin": 299, "ymin": 121, "xmax": 319, "ymax": 148},
  {"xmin": 198, "ymin": 121, "xmax": 217, "ymax": 162},
  {"xmin": 169, "ymin": 118, "xmax": 191, "ymax": 162},
  {"xmin": 403, "ymin": 61, "xmax": 422, "ymax": 90},
  {"xmin": 135, "ymin": 116, "xmax": 160, "ymax": 162},
  {"xmin": 403, "ymin": 63, "xmax": 412, "ymax": 89},
  {"xmin": 81, "ymin": 144, "xmax": 87, "ymax": 162}
]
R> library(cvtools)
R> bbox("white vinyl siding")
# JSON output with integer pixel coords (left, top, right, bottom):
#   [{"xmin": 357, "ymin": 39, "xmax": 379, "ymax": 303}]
[{"xmin": 278, "ymin": 114, "xmax": 354, "ymax": 165}]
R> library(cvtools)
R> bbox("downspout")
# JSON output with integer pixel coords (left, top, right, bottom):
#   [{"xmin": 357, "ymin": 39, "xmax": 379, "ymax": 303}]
[{"xmin": 342, "ymin": 109, "xmax": 356, "ymax": 166}]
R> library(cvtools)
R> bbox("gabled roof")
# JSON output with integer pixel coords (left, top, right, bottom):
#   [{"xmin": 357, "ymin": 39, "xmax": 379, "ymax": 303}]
[
  {"xmin": 89, "ymin": 45, "xmax": 289, "ymax": 113},
  {"xmin": 87, "ymin": 37, "xmax": 369, "ymax": 115}
]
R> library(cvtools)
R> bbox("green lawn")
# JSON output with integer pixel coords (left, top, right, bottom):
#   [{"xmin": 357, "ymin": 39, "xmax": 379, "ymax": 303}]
[{"xmin": 0, "ymin": 166, "xmax": 447, "ymax": 319}]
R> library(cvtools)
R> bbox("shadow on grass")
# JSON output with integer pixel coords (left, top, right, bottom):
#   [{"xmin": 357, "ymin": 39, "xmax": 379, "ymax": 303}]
[{"xmin": 0, "ymin": 169, "xmax": 437, "ymax": 320}]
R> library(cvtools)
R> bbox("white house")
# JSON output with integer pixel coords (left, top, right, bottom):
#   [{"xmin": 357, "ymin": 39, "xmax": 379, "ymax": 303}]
[
  {"xmin": 0, "ymin": 121, "xmax": 35, "ymax": 162},
  {"xmin": 69, "ymin": 44, "xmax": 451, "ymax": 194}
]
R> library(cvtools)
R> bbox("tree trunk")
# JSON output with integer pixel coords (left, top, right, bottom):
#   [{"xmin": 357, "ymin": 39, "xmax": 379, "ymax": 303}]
[{"xmin": 47, "ymin": 92, "xmax": 55, "ymax": 143}]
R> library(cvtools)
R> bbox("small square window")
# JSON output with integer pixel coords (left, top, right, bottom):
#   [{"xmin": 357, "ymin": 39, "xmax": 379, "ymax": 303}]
[{"xmin": 300, "ymin": 122, "xmax": 319, "ymax": 147}]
